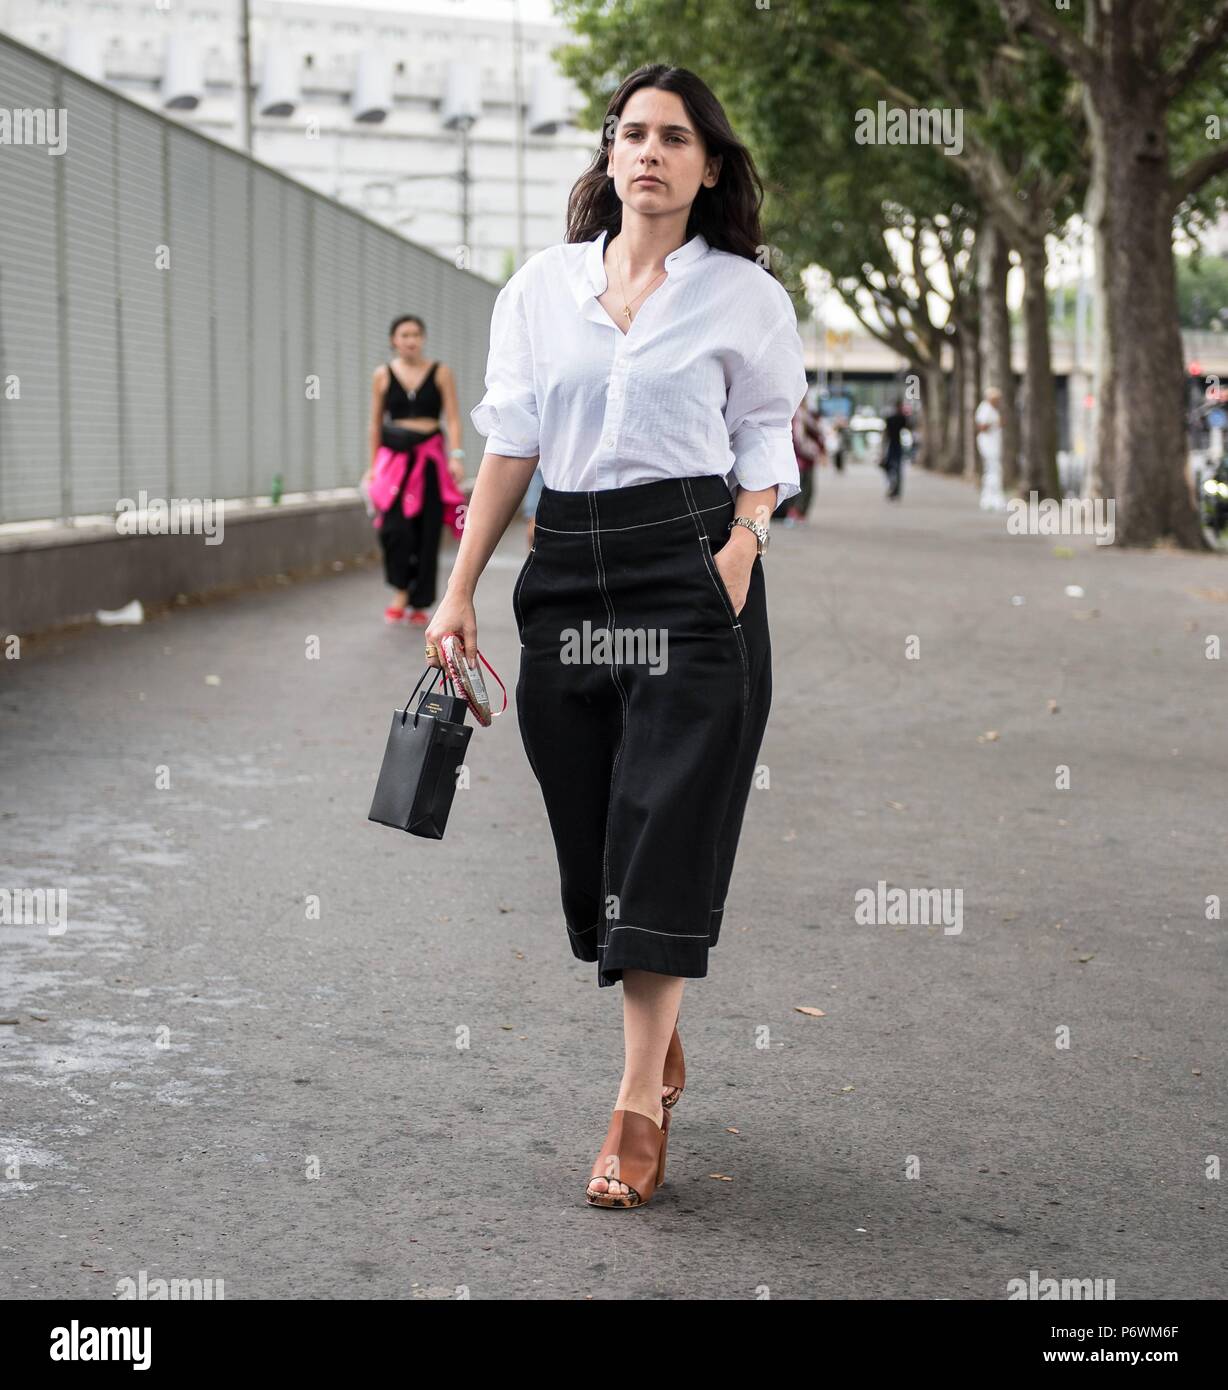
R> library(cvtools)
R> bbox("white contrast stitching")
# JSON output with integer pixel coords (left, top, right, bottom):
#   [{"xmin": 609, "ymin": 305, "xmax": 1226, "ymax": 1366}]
[
  {"xmin": 590, "ymin": 491, "xmax": 630, "ymax": 939},
  {"xmin": 606, "ymin": 923, "xmax": 711, "ymax": 938},
  {"xmin": 512, "ymin": 544, "xmax": 537, "ymax": 643}
]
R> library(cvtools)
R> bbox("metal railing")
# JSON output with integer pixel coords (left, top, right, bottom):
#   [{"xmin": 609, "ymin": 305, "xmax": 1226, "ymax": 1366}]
[{"xmin": 0, "ymin": 30, "xmax": 500, "ymax": 528}]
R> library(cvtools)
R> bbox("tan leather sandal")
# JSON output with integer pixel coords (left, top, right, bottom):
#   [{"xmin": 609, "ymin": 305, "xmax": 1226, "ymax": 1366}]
[
  {"xmin": 585, "ymin": 1106, "xmax": 671, "ymax": 1209},
  {"xmin": 662, "ymin": 1023, "xmax": 685, "ymax": 1109}
]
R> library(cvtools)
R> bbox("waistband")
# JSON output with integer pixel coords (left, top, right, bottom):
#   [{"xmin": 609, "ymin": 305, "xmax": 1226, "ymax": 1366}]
[
  {"xmin": 400, "ymin": 427, "xmax": 442, "ymax": 446},
  {"xmin": 536, "ymin": 474, "xmax": 734, "ymax": 533}
]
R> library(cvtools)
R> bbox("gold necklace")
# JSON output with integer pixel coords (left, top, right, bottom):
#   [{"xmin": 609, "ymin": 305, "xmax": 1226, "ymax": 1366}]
[{"xmin": 612, "ymin": 238, "xmax": 667, "ymax": 324}]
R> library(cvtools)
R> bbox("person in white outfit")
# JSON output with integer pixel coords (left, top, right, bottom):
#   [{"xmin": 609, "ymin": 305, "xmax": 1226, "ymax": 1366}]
[
  {"xmin": 426, "ymin": 63, "xmax": 807, "ymax": 1210},
  {"xmin": 975, "ymin": 387, "xmax": 1006, "ymax": 512}
]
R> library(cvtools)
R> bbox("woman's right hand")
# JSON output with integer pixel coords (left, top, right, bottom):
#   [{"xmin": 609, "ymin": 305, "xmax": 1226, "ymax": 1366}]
[{"xmin": 424, "ymin": 588, "xmax": 477, "ymax": 668}]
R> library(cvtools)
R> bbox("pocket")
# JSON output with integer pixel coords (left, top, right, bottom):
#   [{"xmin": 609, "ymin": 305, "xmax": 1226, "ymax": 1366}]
[
  {"xmin": 696, "ymin": 534, "xmax": 751, "ymax": 710},
  {"xmin": 697, "ymin": 533, "xmax": 741, "ymax": 622}
]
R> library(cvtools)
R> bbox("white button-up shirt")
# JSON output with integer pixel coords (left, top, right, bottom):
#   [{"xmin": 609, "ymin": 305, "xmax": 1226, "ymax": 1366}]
[{"xmin": 470, "ymin": 229, "xmax": 808, "ymax": 504}]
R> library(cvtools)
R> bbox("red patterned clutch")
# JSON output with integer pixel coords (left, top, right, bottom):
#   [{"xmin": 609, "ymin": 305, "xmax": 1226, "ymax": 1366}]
[{"xmin": 438, "ymin": 633, "xmax": 507, "ymax": 728}]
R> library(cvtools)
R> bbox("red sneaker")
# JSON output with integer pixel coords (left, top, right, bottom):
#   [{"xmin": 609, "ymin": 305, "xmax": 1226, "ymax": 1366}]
[
  {"xmin": 384, "ymin": 604, "xmax": 408, "ymax": 625},
  {"xmin": 407, "ymin": 609, "xmax": 430, "ymax": 626}
]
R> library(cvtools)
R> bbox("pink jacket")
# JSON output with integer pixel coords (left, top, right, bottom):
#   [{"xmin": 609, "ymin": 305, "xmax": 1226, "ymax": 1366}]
[{"xmin": 369, "ymin": 431, "xmax": 466, "ymax": 539}]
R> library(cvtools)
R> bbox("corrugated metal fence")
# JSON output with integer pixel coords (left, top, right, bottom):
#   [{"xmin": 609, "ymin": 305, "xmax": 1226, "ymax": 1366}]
[{"xmin": 0, "ymin": 32, "xmax": 499, "ymax": 526}]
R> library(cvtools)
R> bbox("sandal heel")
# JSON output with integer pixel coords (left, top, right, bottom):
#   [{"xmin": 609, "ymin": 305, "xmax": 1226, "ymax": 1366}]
[
  {"xmin": 585, "ymin": 1106, "xmax": 670, "ymax": 1209},
  {"xmin": 662, "ymin": 1021, "xmax": 685, "ymax": 1109}
]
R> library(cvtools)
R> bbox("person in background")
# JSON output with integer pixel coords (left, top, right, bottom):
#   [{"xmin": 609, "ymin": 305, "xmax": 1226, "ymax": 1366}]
[
  {"xmin": 829, "ymin": 414, "xmax": 848, "ymax": 473},
  {"xmin": 364, "ymin": 315, "xmax": 467, "ymax": 627},
  {"xmin": 882, "ymin": 398, "xmax": 907, "ymax": 501},
  {"xmin": 975, "ymin": 386, "xmax": 1007, "ymax": 512},
  {"xmin": 522, "ymin": 465, "xmax": 544, "ymax": 549},
  {"xmin": 773, "ymin": 400, "xmax": 821, "ymax": 523},
  {"xmin": 789, "ymin": 400, "xmax": 824, "ymax": 522}
]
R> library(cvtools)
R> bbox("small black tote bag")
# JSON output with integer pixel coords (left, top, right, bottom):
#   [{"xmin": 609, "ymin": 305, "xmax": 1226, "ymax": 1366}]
[{"xmin": 368, "ymin": 667, "xmax": 473, "ymax": 839}]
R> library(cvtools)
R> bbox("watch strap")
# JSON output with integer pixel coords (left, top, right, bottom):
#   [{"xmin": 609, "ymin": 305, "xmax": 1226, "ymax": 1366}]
[{"xmin": 729, "ymin": 515, "xmax": 767, "ymax": 555}]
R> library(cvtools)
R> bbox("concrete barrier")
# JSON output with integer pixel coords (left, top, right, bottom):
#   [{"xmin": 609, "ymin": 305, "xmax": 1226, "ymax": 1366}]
[{"xmin": 0, "ymin": 493, "xmax": 403, "ymax": 637}]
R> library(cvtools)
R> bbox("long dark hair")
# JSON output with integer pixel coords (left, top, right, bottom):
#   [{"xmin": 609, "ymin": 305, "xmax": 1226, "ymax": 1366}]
[{"xmin": 566, "ymin": 64, "xmax": 777, "ymax": 278}]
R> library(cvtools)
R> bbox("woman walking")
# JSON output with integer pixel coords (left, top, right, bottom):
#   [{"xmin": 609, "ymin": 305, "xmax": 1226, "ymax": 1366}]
[
  {"xmin": 425, "ymin": 65, "xmax": 806, "ymax": 1209},
  {"xmin": 366, "ymin": 315, "xmax": 468, "ymax": 626}
]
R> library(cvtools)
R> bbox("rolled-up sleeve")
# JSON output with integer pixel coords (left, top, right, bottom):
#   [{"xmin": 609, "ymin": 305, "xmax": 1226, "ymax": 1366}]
[
  {"xmin": 470, "ymin": 276, "xmax": 540, "ymax": 458},
  {"xmin": 724, "ymin": 306, "xmax": 808, "ymax": 505}
]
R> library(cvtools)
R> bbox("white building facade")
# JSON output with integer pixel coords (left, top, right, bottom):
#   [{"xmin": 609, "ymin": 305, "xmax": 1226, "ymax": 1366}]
[{"xmin": 3, "ymin": 0, "xmax": 598, "ymax": 282}]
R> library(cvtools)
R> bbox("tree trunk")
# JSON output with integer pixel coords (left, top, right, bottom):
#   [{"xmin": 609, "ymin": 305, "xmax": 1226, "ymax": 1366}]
[
  {"xmin": 1083, "ymin": 95, "xmax": 1114, "ymax": 502},
  {"xmin": 922, "ymin": 363, "xmax": 950, "ymax": 471},
  {"xmin": 961, "ymin": 327, "xmax": 981, "ymax": 481},
  {"xmin": 949, "ymin": 342, "xmax": 965, "ymax": 476},
  {"xmin": 1091, "ymin": 85, "xmax": 1204, "ymax": 547},
  {"xmin": 978, "ymin": 220, "xmax": 1019, "ymax": 492},
  {"xmin": 1018, "ymin": 236, "xmax": 1060, "ymax": 499}
]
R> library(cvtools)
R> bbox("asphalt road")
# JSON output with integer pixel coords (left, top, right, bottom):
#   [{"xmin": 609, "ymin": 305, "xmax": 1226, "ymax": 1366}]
[{"xmin": 2, "ymin": 461, "xmax": 1224, "ymax": 1300}]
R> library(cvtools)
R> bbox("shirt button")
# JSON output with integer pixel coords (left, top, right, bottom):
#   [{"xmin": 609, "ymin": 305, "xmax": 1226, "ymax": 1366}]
[{"xmin": 604, "ymin": 436, "xmax": 615, "ymax": 448}]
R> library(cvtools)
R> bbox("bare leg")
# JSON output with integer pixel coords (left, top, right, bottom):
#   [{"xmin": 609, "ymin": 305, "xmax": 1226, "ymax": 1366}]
[{"xmin": 587, "ymin": 969, "xmax": 683, "ymax": 1199}]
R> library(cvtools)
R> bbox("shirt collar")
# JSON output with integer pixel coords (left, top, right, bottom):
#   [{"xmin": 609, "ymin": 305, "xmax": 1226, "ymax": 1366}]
[{"xmin": 571, "ymin": 227, "xmax": 710, "ymax": 308}]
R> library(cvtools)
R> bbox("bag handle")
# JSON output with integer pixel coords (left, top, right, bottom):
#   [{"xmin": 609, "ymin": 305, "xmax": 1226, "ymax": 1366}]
[{"xmin": 402, "ymin": 666, "xmax": 457, "ymax": 728}]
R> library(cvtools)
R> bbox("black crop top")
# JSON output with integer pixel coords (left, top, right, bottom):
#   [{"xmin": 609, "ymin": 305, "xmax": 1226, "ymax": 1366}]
[{"xmin": 385, "ymin": 360, "xmax": 442, "ymax": 419}]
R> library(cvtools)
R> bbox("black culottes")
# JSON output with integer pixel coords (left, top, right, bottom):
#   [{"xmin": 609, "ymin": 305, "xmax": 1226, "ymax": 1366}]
[
  {"xmin": 378, "ymin": 430, "xmax": 444, "ymax": 607},
  {"xmin": 513, "ymin": 474, "xmax": 772, "ymax": 988}
]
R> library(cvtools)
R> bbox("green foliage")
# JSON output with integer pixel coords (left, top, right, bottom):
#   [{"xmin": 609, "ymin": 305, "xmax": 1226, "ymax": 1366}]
[
  {"xmin": 1177, "ymin": 254, "xmax": 1228, "ymax": 329},
  {"xmin": 551, "ymin": 0, "xmax": 1227, "ymax": 333}
]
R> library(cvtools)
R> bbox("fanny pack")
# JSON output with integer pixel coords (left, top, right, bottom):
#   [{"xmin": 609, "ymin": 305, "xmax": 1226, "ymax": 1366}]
[{"xmin": 381, "ymin": 422, "xmax": 433, "ymax": 453}]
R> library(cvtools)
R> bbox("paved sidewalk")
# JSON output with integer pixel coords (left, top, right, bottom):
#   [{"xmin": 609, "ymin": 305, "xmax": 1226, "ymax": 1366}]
[{"xmin": 2, "ymin": 462, "xmax": 1224, "ymax": 1300}]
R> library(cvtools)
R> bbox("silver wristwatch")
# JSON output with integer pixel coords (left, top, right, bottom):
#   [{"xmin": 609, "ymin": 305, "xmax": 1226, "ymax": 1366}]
[{"xmin": 729, "ymin": 515, "xmax": 769, "ymax": 556}]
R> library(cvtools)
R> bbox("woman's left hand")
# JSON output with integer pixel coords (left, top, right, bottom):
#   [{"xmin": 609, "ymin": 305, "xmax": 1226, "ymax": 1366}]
[
  {"xmin": 714, "ymin": 528, "xmax": 756, "ymax": 616},
  {"xmin": 447, "ymin": 458, "xmax": 466, "ymax": 486}
]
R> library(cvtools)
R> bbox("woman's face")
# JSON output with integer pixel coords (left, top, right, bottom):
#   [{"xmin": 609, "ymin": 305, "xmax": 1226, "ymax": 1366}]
[
  {"xmin": 606, "ymin": 86, "xmax": 720, "ymax": 223},
  {"xmin": 391, "ymin": 321, "xmax": 423, "ymax": 359}
]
